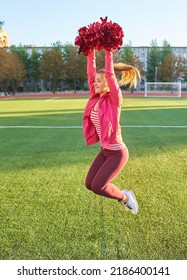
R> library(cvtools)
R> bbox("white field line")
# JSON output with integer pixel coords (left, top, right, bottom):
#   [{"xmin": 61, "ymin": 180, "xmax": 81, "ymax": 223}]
[
  {"xmin": 0, "ymin": 125, "xmax": 187, "ymax": 129},
  {"xmin": 44, "ymin": 97, "xmax": 60, "ymax": 102},
  {"xmin": 0, "ymin": 125, "xmax": 82, "ymax": 129},
  {"xmin": 122, "ymin": 125, "xmax": 187, "ymax": 128}
]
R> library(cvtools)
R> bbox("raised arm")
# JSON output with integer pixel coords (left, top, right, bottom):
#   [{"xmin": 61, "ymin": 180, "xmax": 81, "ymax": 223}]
[
  {"xmin": 87, "ymin": 50, "xmax": 96, "ymax": 96},
  {"xmin": 105, "ymin": 51, "xmax": 122, "ymax": 106}
]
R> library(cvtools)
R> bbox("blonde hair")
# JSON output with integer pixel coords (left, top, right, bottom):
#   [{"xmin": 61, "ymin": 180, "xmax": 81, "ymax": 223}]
[
  {"xmin": 113, "ymin": 63, "xmax": 141, "ymax": 89},
  {"xmin": 97, "ymin": 64, "xmax": 141, "ymax": 89}
]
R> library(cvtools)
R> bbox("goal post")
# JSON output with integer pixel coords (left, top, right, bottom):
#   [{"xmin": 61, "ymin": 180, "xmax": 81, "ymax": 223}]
[{"xmin": 145, "ymin": 82, "xmax": 181, "ymax": 97}]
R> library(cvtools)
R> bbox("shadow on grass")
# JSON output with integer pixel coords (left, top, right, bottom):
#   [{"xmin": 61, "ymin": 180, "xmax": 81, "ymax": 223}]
[{"xmin": 0, "ymin": 108, "xmax": 84, "ymax": 116}]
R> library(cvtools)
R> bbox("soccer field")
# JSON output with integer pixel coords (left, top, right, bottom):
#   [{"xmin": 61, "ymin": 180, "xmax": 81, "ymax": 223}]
[{"xmin": 0, "ymin": 97, "xmax": 186, "ymax": 260}]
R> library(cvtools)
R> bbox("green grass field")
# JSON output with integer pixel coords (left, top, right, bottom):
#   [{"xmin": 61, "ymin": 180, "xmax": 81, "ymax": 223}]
[{"xmin": 0, "ymin": 96, "xmax": 186, "ymax": 260}]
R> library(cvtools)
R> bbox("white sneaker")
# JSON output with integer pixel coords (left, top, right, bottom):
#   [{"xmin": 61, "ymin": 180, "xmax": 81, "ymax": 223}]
[{"xmin": 121, "ymin": 190, "xmax": 139, "ymax": 214}]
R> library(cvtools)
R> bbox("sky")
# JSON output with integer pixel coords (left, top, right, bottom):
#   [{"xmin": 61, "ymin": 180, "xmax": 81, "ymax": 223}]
[{"xmin": 1, "ymin": 0, "xmax": 187, "ymax": 47}]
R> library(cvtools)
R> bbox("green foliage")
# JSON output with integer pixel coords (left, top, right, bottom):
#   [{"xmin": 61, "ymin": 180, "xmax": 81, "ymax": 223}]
[
  {"xmin": 120, "ymin": 43, "xmax": 135, "ymax": 64},
  {"xmin": 10, "ymin": 45, "xmax": 30, "ymax": 74},
  {"xmin": 0, "ymin": 97, "xmax": 186, "ymax": 260},
  {"xmin": 161, "ymin": 40, "xmax": 173, "ymax": 61},
  {"xmin": 0, "ymin": 20, "xmax": 4, "ymax": 29},
  {"xmin": 29, "ymin": 49, "xmax": 42, "ymax": 79},
  {"xmin": 41, "ymin": 48, "xmax": 64, "ymax": 93},
  {"xmin": 147, "ymin": 40, "xmax": 161, "ymax": 82},
  {"xmin": 146, "ymin": 40, "xmax": 187, "ymax": 83},
  {"xmin": 1, "ymin": 42, "xmax": 187, "ymax": 93},
  {"xmin": 62, "ymin": 44, "xmax": 87, "ymax": 91}
]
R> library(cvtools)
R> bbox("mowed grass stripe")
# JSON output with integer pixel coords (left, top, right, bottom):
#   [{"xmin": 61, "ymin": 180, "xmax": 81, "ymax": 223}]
[{"xmin": 0, "ymin": 125, "xmax": 187, "ymax": 129}]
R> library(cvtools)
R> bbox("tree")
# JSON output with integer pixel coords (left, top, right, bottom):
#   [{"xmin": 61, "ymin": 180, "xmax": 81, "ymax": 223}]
[
  {"xmin": 29, "ymin": 49, "xmax": 42, "ymax": 92},
  {"xmin": 9, "ymin": 45, "xmax": 30, "ymax": 91},
  {"xmin": 95, "ymin": 50, "xmax": 105, "ymax": 70},
  {"xmin": 118, "ymin": 44, "xmax": 135, "ymax": 64},
  {"xmin": 161, "ymin": 40, "xmax": 173, "ymax": 62},
  {"xmin": 0, "ymin": 48, "xmax": 26, "ymax": 94},
  {"xmin": 63, "ymin": 44, "xmax": 87, "ymax": 92},
  {"xmin": 147, "ymin": 39, "xmax": 161, "ymax": 82},
  {"xmin": 174, "ymin": 56, "xmax": 187, "ymax": 82},
  {"xmin": 183, "ymin": 59, "xmax": 187, "ymax": 83},
  {"xmin": 116, "ymin": 43, "xmax": 143, "ymax": 72},
  {"xmin": 41, "ymin": 47, "xmax": 64, "ymax": 93},
  {"xmin": 76, "ymin": 51, "xmax": 87, "ymax": 90},
  {"xmin": 158, "ymin": 53, "xmax": 187, "ymax": 82},
  {"xmin": 0, "ymin": 20, "xmax": 4, "ymax": 29}
]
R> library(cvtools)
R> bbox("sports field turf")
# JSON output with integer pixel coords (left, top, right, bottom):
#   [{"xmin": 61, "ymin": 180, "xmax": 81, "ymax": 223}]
[{"xmin": 0, "ymin": 96, "xmax": 186, "ymax": 260}]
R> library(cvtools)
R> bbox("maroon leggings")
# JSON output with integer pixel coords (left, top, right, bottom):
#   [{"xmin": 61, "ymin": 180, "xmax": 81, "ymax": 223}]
[{"xmin": 85, "ymin": 146, "xmax": 129, "ymax": 200}]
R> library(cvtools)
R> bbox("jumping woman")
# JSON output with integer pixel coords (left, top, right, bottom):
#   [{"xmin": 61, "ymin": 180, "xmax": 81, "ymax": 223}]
[{"xmin": 82, "ymin": 49, "xmax": 140, "ymax": 214}]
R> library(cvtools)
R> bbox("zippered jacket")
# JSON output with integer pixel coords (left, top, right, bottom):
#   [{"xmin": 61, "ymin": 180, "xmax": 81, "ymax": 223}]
[{"xmin": 82, "ymin": 50, "xmax": 124, "ymax": 148}]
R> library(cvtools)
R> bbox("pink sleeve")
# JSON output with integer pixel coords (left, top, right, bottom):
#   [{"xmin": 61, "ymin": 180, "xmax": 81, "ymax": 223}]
[
  {"xmin": 87, "ymin": 50, "xmax": 96, "ymax": 96},
  {"xmin": 105, "ymin": 51, "xmax": 122, "ymax": 106}
]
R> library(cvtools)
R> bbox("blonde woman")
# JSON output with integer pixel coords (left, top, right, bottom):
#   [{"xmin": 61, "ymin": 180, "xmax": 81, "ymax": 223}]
[{"xmin": 83, "ymin": 49, "xmax": 140, "ymax": 214}]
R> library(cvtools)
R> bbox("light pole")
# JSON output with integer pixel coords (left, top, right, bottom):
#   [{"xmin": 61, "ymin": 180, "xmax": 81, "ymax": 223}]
[
  {"xmin": 154, "ymin": 66, "xmax": 158, "ymax": 91},
  {"xmin": 155, "ymin": 66, "xmax": 158, "ymax": 83}
]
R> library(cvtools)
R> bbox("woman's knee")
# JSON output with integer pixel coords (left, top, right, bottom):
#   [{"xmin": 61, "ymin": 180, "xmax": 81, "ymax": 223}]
[
  {"xmin": 85, "ymin": 179, "xmax": 102, "ymax": 194},
  {"xmin": 90, "ymin": 180, "xmax": 105, "ymax": 195}
]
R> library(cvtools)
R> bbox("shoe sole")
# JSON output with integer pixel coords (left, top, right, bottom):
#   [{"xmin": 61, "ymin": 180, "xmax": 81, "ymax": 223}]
[{"xmin": 128, "ymin": 190, "xmax": 139, "ymax": 214}]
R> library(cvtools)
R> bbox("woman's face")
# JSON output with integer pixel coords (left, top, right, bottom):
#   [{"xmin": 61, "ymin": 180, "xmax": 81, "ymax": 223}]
[{"xmin": 94, "ymin": 73, "xmax": 109, "ymax": 95}]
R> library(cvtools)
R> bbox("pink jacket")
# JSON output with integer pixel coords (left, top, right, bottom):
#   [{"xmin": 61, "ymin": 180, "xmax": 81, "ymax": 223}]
[{"xmin": 82, "ymin": 50, "xmax": 124, "ymax": 148}]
